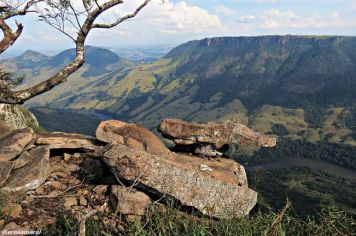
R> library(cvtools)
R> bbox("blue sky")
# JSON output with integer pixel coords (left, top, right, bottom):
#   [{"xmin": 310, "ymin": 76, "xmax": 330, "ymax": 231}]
[{"xmin": 3, "ymin": 0, "xmax": 356, "ymax": 54}]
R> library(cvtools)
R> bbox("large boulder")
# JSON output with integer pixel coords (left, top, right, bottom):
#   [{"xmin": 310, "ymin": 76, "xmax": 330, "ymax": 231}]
[
  {"xmin": 36, "ymin": 132, "xmax": 99, "ymax": 151},
  {"xmin": 159, "ymin": 119, "xmax": 277, "ymax": 157},
  {"xmin": 1, "ymin": 147, "xmax": 51, "ymax": 193},
  {"xmin": 101, "ymin": 143, "xmax": 257, "ymax": 218},
  {"xmin": 0, "ymin": 128, "xmax": 34, "ymax": 163},
  {"xmin": 96, "ymin": 120, "xmax": 169, "ymax": 155},
  {"xmin": 159, "ymin": 119, "xmax": 277, "ymax": 148}
]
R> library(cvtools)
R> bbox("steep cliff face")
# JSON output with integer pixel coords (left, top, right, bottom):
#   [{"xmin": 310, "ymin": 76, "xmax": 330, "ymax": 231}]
[{"xmin": 0, "ymin": 104, "xmax": 39, "ymax": 137}]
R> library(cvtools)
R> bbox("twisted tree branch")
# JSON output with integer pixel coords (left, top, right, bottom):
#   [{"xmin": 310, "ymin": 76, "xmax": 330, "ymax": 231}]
[
  {"xmin": 0, "ymin": 0, "xmax": 152, "ymax": 104},
  {"xmin": 0, "ymin": 0, "xmax": 42, "ymax": 54},
  {"xmin": 0, "ymin": 18, "xmax": 22, "ymax": 54}
]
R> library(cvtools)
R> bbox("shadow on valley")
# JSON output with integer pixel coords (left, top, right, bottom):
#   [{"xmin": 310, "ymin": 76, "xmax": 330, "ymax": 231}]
[
  {"xmin": 31, "ymin": 106, "xmax": 356, "ymax": 218},
  {"xmin": 233, "ymin": 139, "xmax": 356, "ymax": 218}
]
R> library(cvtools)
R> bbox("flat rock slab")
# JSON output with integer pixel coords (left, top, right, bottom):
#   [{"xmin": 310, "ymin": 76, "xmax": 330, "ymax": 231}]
[
  {"xmin": 0, "ymin": 128, "xmax": 34, "ymax": 163},
  {"xmin": 159, "ymin": 119, "xmax": 277, "ymax": 149},
  {"xmin": 13, "ymin": 151, "xmax": 32, "ymax": 169},
  {"xmin": 96, "ymin": 120, "xmax": 169, "ymax": 155},
  {"xmin": 36, "ymin": 132, "xmax": 99, "ymax": 150},
  {"xmin": 0, "ymin": 161, "xmax": 14, "ymax": 187},
  {"xmin": 1, "ymin": 147, "xmax": 50, "ymax": 193},
  {"xmin": 101, "ymin": 144, "xmax": 257, "ymax": 218}
]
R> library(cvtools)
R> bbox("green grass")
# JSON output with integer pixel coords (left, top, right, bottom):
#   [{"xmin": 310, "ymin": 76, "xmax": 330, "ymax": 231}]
[
  {"xmin": 41, "ymin": 206, "xmax": 110, "ymax": 236},
  {"xmin": 40, "ymin": 202, "xmax": 355, "ymax": 236}
]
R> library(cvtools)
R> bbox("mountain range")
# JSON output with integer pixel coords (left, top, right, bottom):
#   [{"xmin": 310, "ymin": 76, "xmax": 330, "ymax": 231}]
[{"xmin": 1, "ymin": 36, "xmax": 355, "ymax": 146}]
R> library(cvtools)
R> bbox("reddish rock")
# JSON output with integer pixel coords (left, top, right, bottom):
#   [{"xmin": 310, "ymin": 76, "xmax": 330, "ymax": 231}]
[
  {"xmin": 159, "ymin": 119, "xmax": 277, "ymax": 149},
  {"xmin": 0, "ymin": 219, "xmax": 5, "ymax": 230},
  {"xmin": 35, "ymin": 186, "xmax": 45, "ymax": 195},
  {"xmin": 96, "ymin": 120, "xmax": 169, "ymax": 155},
  {"xmin": 36, "ymin": 132, "xmax": 99, "ymax": 150},
  {"xmin": 93, "ymin": 185, "xmax": 108, "ymax": 195},
  {"xmin": 64, "ymin": 197, "xmax": 77, "ymax": 210},
  {"xmin": 63, "ymin": 153, "xmax": 71, "ymax": 162},
  {"xmin": 110, "ymin": 185, "xmax": 151, "ymax": 220},
  {"xmin": 0, "ymin": 128, "xmax": 34, "ymax": 163},
  {"xmin": 48, "ymin": 181, "xmax": 65, "ymax": 190},
  {"xmin": 101, "ymin": 143, "xmax": 256, "ymax": 218},
  {"xmin": 1, "ymin": 204, "xmax": 22, "ymax": 218}
]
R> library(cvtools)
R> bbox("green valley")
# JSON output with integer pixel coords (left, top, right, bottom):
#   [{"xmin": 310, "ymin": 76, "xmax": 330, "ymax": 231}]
[{"xmin": 4, "ymin": 36, "xmax": 354, "ymax": 147}]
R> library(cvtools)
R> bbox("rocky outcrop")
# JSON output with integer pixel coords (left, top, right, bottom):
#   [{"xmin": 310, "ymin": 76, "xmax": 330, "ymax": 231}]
[
  {"xmin": 101, "ymin": 143, "xmax": 257, "ymax": 218},
  {"xmin": 36, "ymin": 132, "xmax": 99, "ymax": 150},
  {"xmin": 0, "ymin": 128, "xmax": 34, "ymax": 162},
  {"xmin": 0, "ymin": 118, "xmax": 272, "ymax": 230},
  {"xmin": 1, "ymin": 147, "xmax": 50, "ymax": 193},
  {"xmin": 96, "ymin": 120, "xmax": 169, "ymax": 155},
  {"xmin": 0, "ymin": 104, "xmax": 39, "ymax": 135},
  {"xmin": 159, "ymin": 119, "xmax": 277, "ymax": 157}
]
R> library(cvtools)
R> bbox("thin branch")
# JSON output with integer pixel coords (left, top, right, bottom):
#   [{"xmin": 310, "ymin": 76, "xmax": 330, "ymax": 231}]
[
  {"xmin": 93, "ymin": 0, "xmax": 101, "ymax": 11},
  {"xmin": 39, "ymin": 17, "xmax": 76, "ymax": 41},
  {"xmin": 93, "ymin": 0, "xmax": 151, "ymax": 29},
  {"xmin": 68, "ymin": 1, "xmax": 83, "ymax": 33},
  {"xmin": 3, "ymin": 0, "xmax": 43, "ymax": 19},
  {"xmin": 82, "ymin": 0, "xmax": 91, "ymax": 13}
]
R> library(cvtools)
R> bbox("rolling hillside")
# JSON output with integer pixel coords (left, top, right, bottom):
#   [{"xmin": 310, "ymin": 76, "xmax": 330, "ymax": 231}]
[{"xmin": 2, "ymin": 36, "xmax": 356, "ymax": 145}]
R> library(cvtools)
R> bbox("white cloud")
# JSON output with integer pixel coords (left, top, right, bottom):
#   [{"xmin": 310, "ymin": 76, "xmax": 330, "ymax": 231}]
[
  {"xmin": 101, "ymin": 0, "xmax": 226, "ymax": 34},
  {"xmin": 214, "ymin": 4, "xmax": 236, "ymax": 16},
  {"xmin": 236, "ymin": 8, "xmax": 356, "ymax": 32},
  {"xmin": 5, "ymin": 0, "xmax": 356, "ymax": 51},
  {"xmin": 239, "ymin": 15, "xmax": 256, "ymax": 22},
  {"xmin": 9, "ymin": 0, "xmax": 228, "ymax": 49},
  {"xmin": 87, "ymin": 0, "xmax": 228, "ymax": 44}
]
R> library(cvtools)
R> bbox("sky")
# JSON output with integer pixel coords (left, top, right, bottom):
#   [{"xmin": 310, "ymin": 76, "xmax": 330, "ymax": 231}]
[{"xmin": 3, "ymin": 0, "xmax": 356, "ymax": 54}]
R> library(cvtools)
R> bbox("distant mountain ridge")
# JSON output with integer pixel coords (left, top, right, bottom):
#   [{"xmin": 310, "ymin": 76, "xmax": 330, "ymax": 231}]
[
  {"xmin": 0, "ymin": 46, "xmax": 134, "ymax": 89},
  {"xmin": 2, "ymin": 36, "xmax": 356, "ymax": 145}
]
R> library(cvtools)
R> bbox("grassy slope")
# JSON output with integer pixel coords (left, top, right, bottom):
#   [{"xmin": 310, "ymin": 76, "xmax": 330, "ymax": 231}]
[{"xmin": 23, "ymin": 36, "xmax": 355, "ymax": 146}]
